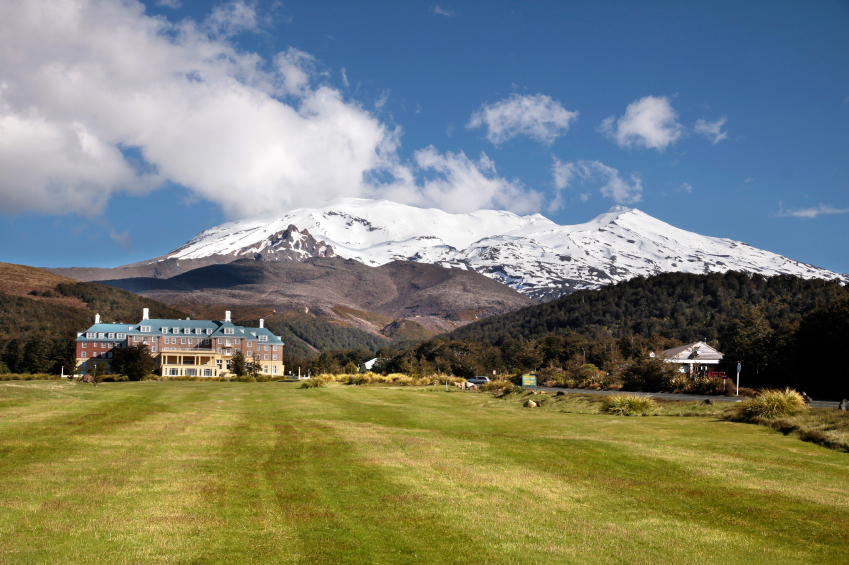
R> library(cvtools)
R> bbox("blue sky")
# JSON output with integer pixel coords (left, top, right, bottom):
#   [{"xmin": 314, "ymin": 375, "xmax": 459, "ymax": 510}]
[{"xmin": 1, "ymin": 0, "xmax": 847, "ymax": 274}]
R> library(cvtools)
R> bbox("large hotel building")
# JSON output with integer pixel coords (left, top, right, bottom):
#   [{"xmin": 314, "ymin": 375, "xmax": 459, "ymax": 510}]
[{"xmin": 76, "ymin": 309, "xmax": 285, "ymax": 377}]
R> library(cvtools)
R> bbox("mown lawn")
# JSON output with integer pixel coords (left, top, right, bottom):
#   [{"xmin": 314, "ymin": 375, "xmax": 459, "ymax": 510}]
[{"xmin": 0, "ymin": 381, "xmax": 847, "ymax": 564}]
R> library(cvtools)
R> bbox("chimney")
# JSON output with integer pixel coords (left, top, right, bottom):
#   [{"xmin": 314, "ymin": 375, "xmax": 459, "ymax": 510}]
[
  {"xmin": 225, "ymin": 311, "xmax": 231, "ymax": 323},
  {"xmin": 259, "ymin": 319, "xmax": 264, "ymax": 329},
  {"xmin": 95, "ymin": 313, "xmax": 101, "ymax": 324},
  {"xmin": 142, "ymin": 308, "xmax": 149, "ymax": 320}
]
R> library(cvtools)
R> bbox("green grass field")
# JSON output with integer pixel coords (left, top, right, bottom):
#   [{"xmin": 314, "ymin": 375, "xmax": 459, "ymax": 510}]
[{"xmin": 1, "ymin": 381, "xmax": 847, "ymax": 564}]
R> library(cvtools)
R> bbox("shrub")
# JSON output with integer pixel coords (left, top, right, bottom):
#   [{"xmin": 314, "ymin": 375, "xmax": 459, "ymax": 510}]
[
  {"xmin": 299, "ymin": 378, "xmax": 326, "ymax": 389},
  {"xmin": 737, "ymin": 388, "xmax": 808, "ymax": 420},
  {"xmin": 602, "ymin": 394, "xmax": 656, "ymax": 416},
  {"xmin": 621, "ymin": 357, "xmax": 678, "ymax": 392}
]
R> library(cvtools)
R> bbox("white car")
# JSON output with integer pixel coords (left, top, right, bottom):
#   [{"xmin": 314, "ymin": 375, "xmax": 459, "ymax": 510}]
[{"xmin": 466, "ymin": 376, "xmax": 491, "ymax": 385}]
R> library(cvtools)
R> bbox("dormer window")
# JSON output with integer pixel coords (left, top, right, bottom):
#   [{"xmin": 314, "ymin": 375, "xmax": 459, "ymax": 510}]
[
  {"xmin": 161, "ymin": 327, "xmax": 168, "ymax": 334},
  {"xmin": 224, "ymin": 328, "xmax": 234, "ymax": 335},
  {"xmin": 108, "ymin": 333, "xmax": 115, "ymax": 339},
  {"xmin": 183, "ymin": 328, "xmax": 191, "ymax": 335},
  {"xmin": 116, "ymin": 333, "xmax": 126, "ymax": 339},
  {"xmin": 86, "ymin": 332, "xmax": 96, "ymax": 339},
  {"xmin": 98, "ymin": 333, "xmax": 105, "ymax": 339},
  {"xmin": 195, "ymin": 328, "xmax": 202, "ymax": 335},
  {"xmin": 140, "ymin": 326, "xmax": 151, "ymax": 333},
  {"xmin": 258, "ymin": 335, "xmax": 268, "ymax": 342},
  {"xmin": 205, "ymin": 328, "xmax": 212, "ymax": 335},
  {"xmin": 172, "ymin": 327, "xmax": 179, "ymax": 334}
]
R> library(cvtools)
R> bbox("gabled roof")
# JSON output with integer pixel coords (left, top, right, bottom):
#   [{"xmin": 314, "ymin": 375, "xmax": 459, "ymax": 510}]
[
  {"xmin": 77, "ymin": 317, "xmax": 284, "ymax": 345},
  {"xmin": 661, "ymin": 341, "xmax": 723, "ymax": 361}
]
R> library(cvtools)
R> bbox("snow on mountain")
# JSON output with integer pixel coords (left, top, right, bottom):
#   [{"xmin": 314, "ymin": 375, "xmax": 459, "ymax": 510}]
[{"xmin": 165, "ymin": 198, "xmax": 848, "ymax": 301}]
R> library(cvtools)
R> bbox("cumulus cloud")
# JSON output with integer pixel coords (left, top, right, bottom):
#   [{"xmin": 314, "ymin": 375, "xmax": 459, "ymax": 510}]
[
  {"xmin": 156, "ymin": 0, "xmax": 182, "ymax": 8},
  {"xmin": 600, "ymin": 95, "xmax": 684, "ymax": 151},
  {"xmin": 778, "ymin": 203, "xmax": 849, "ymax": 219},
  {"xmin": 394, "ymin": 148, "xmax": 542, "ymax": 214},
  {"xmin": 550, "ymin": 158, "xmax": 642, "ymax": 209},
  {"xmin": 468, "ymin": 94, "xmax": 579, "ymax": 146},
  {"xmin": 0, "ymin": 0, "xmax": 542, "ymax": 218},
  {"xmin": 676, "ymin": 182, "xmax": 694, "ymax": 193},
  {"xmin": 694, "ymin": 117, "xmax": 728, "ymax": 144}
]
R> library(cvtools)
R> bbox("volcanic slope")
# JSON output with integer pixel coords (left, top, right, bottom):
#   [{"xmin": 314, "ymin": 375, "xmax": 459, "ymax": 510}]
[
  {"xmin": 99, "ymin": 257, "xmax": 534, "ymax": 332},
  {"xmin": 107, "ymin": 198, "xmax": 848, "ymax": 301}
]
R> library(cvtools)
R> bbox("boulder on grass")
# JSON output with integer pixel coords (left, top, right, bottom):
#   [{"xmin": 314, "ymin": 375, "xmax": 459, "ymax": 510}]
[
  {"xmin": 703, "ymin": 398, "xmax": 714, "ymax": 405},
  {"xmin": 839, "ymin": 399, "xmax": 849, "ymax": 411},
  {"xmin": 523, "ymin": 400, "xmax": 537, "ymax": 408}
]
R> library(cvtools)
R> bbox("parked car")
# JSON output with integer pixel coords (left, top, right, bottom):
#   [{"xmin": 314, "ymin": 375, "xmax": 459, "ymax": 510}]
[{"xmin": 466, "ymin": 376, "xmax": 491, "ymax": 385}]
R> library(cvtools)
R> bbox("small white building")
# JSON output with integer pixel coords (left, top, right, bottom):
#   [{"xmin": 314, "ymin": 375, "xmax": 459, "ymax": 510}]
[{"xmin": 660, "ymin": 342, "xmax": 724, "ymax": 376}]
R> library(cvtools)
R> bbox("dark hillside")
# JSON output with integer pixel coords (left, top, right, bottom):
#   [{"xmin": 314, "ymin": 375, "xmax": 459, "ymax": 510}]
[{"xmin": 449, "ymin": 271, "xmax": 848, "ymax": 345}]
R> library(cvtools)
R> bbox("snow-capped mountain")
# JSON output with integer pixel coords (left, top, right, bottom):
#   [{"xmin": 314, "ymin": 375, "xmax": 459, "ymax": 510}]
[{"xmin": 164, "ymin": 198, "xmax": 848, "ymax": 301}]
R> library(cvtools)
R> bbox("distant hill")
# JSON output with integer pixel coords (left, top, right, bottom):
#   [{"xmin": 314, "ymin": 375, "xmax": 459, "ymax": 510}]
[
  {"xmin": 0, "ymin": 262, "xmax": 188, "ymax": 374},
  {"xmin": 448, "ymin": 271, "xmax": 849, "ymax": 345}
]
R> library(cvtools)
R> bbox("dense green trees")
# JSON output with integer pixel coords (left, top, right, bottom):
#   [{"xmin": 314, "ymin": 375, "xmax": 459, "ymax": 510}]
[
  {"xmin": 112, "ymin": 345, "xmax": 154, "ymax": 381},
  {"xmin": 230, "ymin": 351, "xmax": 246, "ymax": 376}
]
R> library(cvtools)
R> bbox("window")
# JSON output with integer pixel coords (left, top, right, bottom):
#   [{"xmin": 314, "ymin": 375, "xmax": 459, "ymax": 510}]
[
  {"xmin": 98, "ymin": 332, "xmax": 105, "ymax": 339},
  {"xmin": 107, "ymin": 351, "xmax": 113, "ymax": 358},
  {"xmin": 264, "ymin": 345, "xmax": 269, "ymax": 352},
  {"xmin": 181, "ymin": 338, "xmax": 186, "ymax": 345},
  {"xmin": 258, "ymin": 335, "xmax": 268, "ymax": 342},
  {"xmin": 247, "ymin": 351, "xmax": 253, "ymax": 357},
  {"xmin": 188, "ymin": 339, "xmax": 193, "ymax": 345},
  {"xmin": 81, "ymin": 352, "xmax": 87, "ymax": 358},
  {"xmin": 108, "ymin": 333, "xmax": 115, "ymax": 339},
  {"xmin": 272, "ymin": 354, "xmax": 278, "ymax": 361},
  {"xmin": 264, "ymin": 365, "xmax": 268, "ymax": 373},
  {"xmin": 225, "ymin": 339, "xmax": 232, "ymax": 346},
  {"xmin": 183, "ymin": 328, "xmax": 191, "ymax": 334},
  {"xmin": 169, "ymin": 368, "xmax": 179, "ymax": 376},
  {"xmin": 195, "ymin": 328, "xmax": 202, "ymax": 335},
  {"xmin": 86, "ymin": 332, "xmax": 95, "ymax": 339},
  {"xmin": 101, "ymin": 342, "xmax": 106, "ymax": 348},
  {"xmin": 205, "ymin": 328, "xmax": 212, "ymax": 335},
  {"xmin": 273, "ymin": 346, "xmax": 278, "ymax": 352},
  {"xmin": 272, "ymin": 365, "xmax": 277, "ymax": 375},
  {"xmin": 247, "ymin": 342, "xmax": 253, "ymax": 348},
  {"xmin": 225, "ymin": 360, "xmax": 231, "ymax": 370},
  {"xmin": 117, "ymin": 333, "xmax": 126, "ymax": 340},
  {"xmin": 217, "ymin": 338, "xmax": 222, "ymax": 344},
  {"xmin": 185, "ymin": 369, "xmax": 197, "ymax": 376},
  {"xmin": 161, "ymin": 327, "xmax": 168, "ymax": 334},
  {"xmin": 203, "ymin": 369, "xmax": 213, "ymax": 377},
  {"xmin": 82, "ymin": 342, "xmax": 87, "ymax": 348},
  {"xmin": 224, "ymin": 328, "xmax": 234, "ymax": 335},
  {"xmin": 226, "ymin": 348, "xmax": 231, "ymax": 355},
  {"xmin": 217, "ymin": 348, "xmax": 222, "ymax": 354},
  {"xmin": 264, "ymin": 354, "xmax": 268, "ymax": 360},
  {"xmin": 134, "ymin": 336, "xmax": 139, "ymax": 342},
  {"xmin": 140, "ymin": 326, "xmax": 151, "ymax": 333},
  {"xmin": 152, "ymin": 347, "xmax": 157, "ymax": 353},
  {"xmin": 235, "ymin": 338, "xmax": 240, "ymax": 344}
]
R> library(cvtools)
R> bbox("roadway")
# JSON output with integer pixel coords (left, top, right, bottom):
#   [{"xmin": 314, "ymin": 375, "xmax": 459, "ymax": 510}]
[{"xmin": 534, "ymin": 387, "xmax": 841, "ymax": 410}]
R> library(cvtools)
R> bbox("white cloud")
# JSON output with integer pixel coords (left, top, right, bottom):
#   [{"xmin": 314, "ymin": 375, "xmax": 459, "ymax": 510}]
[
  {"xmin": 551, "ymin": 158, "xmax": 642, "ymax": 209},
  {"xmin": 676, "ymin": 182, "xmax": 694, "ymax": 193},
  {"xmin": 694, "ymin": 117, "xmax": 728, "ymax": 144},
  {"xmin": 778, "ymin": 203, "xmax": 849, "ymax": 219},
  {"xmin": 0, "ymin": 0, "xmax": 543, "ymax": 219},
  {"xmin": 394, "ymin": 148, "xmax": 542, "ymax": 214},
  {"xmin": 432, "ymin": 5, "xmax": 454, "ymax": 16},
  {"xmin": 468, "ymin": 94, "xmax": 578, "ymax": 146},
  {"xmin": 600, "ymin": 95, "xmax": 684, "ymax": 151},
  {"xmin": 156, "ymin": 0, "xmax": 182, "ymax": 8},
  {"xmin": 340, "ymin": 67, "xmax": 349, "ymax": 88},
  {"xmin": 744, "ymin": 178, "xmax": 755, "ymax": 183}
]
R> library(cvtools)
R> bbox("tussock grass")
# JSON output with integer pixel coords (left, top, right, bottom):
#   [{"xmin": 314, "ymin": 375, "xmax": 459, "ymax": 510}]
[
  {"xmin": 738, "ymin": 388, "xmax": 808, "ymax": 420},
  {"xmin": 601, "ymin": 394, "xmax": 656, "ymax": 415}
]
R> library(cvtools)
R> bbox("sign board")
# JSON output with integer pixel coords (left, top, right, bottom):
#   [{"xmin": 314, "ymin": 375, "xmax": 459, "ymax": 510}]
[{"xmin": 522, "ymin": 375, "xmax": 537, "ymax": 388}]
